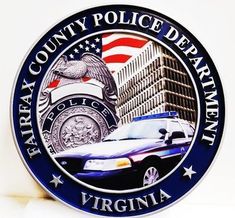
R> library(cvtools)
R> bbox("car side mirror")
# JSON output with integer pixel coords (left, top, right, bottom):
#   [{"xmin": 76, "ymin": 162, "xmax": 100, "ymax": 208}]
[
  {"xmin": 159, "ymin": 128, "xmax": 167, "ymax": 135},
  {"xmin": 165, "ymin": 131, "xmax": 185, "ymax": 144}
]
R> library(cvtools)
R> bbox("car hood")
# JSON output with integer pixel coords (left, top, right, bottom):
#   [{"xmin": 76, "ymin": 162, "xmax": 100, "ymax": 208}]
[{"xmin": 55, "ymin": 139, "xmax": 163, "ymax": 158}]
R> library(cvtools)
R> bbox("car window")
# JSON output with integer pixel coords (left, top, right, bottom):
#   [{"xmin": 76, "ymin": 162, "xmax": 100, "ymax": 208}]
[
  {"xmin": 182, "ymin": 123, "xmax": 194, "ymax": 137},
  {"xmin": 104, "ymin": 120, "xmax": 167, "ymax": 140},
  {"xmin": 168, "ymin": 121, "xmax": 185, "ymax": 139}
]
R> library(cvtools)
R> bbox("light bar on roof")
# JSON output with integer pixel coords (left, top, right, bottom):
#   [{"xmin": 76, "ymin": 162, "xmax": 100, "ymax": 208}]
[{"xmin": 132, "ymin": 111, "xmax": 179, "ymax": 122}]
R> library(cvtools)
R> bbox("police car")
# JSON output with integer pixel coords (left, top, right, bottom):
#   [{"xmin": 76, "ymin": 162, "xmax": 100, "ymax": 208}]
[{"xmin": 55, "ymin": 111, "xmax": 194, "ymax": 190}]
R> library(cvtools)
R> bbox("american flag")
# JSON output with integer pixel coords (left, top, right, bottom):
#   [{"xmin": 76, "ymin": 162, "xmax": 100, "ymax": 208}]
[{"xmin": 47, "ymin": 33, "xmax": 148, "ymax": 88}]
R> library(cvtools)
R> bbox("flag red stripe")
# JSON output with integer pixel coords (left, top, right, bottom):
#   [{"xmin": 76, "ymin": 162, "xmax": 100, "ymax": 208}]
[
  {"xmin": 103, "ymin": 54, "xmax": 131, "ymax": 63},
  {"xmin": 102, "ymin": 38, "xmax": 148, "ymax": 52},
  {"xmin": 102, "ymin": 33, "xmax": 113, "ymax": 38}
]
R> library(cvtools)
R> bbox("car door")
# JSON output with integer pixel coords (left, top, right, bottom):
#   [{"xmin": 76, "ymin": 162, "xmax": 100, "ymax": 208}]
[
  {"xmin": 167, "ymin": 120, "xmax": 188, "ymax": 159},
  {"xmin": 180, "ymin": 122, "xmax": 194, "ymax": 155}
]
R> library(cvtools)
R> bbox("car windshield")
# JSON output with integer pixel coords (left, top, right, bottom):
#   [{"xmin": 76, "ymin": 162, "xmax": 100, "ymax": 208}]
[{"xmin": 104, "ymin": 120, "xmax": 167, "ymax": 141}]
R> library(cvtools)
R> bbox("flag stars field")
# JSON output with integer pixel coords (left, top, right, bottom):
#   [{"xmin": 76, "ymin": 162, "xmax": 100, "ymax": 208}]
[
  {"xmin": 74, "ymin": 48, "xmax": 79, "ymax": 53},
  {"xmin": 69, "ymin": 54, "xmax": 74, "ymax": 59},
  {"xmin": 95, "ymin": 37, "xmax": 100, "ymax": 42},
  {"xmin": 95, "ymin": 48, "xmax": 100, "ymax": 53}
]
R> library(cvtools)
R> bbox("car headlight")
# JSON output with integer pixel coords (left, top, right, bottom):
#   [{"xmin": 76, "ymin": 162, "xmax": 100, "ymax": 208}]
[{"xmin": 83, "ymin": 158, "xmax": 132, "ymax": 171}]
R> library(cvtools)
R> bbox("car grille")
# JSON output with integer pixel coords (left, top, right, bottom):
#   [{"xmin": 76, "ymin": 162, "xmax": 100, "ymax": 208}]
[{"xmin": 55, "ymin": 157, "xmax": 84, "ymax": 175}]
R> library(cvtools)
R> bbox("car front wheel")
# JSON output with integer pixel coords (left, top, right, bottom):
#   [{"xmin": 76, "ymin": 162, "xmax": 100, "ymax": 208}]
[{"xmin": 142, "ymin": 166, "xmax": 160, "ymax": 187}]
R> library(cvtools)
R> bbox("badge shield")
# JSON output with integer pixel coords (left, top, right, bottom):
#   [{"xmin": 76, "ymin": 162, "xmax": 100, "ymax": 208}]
[{"xmin": 39, "ymin": 52, "xmax": 119, "ymax": 154}]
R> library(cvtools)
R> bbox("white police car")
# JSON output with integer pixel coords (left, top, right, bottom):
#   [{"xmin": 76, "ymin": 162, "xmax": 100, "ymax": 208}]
[{"xmin": 55, "ymin": 111, "xmax": 194, "ymax": 190}]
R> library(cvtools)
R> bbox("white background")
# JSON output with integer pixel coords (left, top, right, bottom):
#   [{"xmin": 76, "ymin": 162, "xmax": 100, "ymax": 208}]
[{"xmin": 0, "ymin": 0, "xmax": 234, "ymax": 217}]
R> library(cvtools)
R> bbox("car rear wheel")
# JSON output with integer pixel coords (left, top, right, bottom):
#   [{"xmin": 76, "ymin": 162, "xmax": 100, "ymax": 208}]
[{"xmin": 142, "ymin": 166, "xmax": 160, "ymax": 187}]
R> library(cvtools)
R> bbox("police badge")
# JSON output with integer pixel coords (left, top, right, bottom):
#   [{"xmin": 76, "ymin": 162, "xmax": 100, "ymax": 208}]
[
  {"xmin": 11, "ymin": 5, "xmax": 225, "ymax": 217},
  {"xmin": 39, "ymin": 52, "xmax": 119, "ymax": 154}
]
